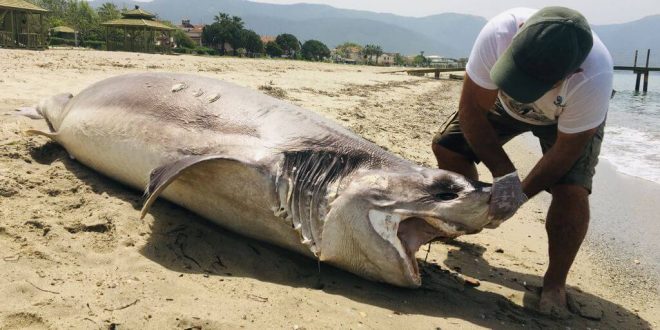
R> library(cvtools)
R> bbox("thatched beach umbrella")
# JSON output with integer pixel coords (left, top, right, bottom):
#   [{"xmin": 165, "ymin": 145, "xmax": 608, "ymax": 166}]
[
  {"xmin": 49, "ymin": 25, "xmax": 77, "ymax": 46},
  {"xmin": 102, "ymin": 5, "xmax": 174, "ymax": 53}
]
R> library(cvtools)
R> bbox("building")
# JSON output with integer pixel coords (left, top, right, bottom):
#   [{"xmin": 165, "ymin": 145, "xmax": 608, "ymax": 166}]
[
  {"xmin": 0, "ymin": 0, "xmax": 48, "ymax": 49},
  {"xmin": 102, "ymin": 6, "xmax": 174, "ymax": 53},
  {"xmin": 177, "ymin": 19, "xmax": 204, "ymax": 47},
  {"xmin": 332, "ymin": 45, "xmax": 363, "ymax": 64},
  {"xmin": 377, "ymin": 52, "xmax": 399, "ymax": 66},
  {"xmin": 260, "ymin": 35, "xmax": 275, "ymax": 44},
  {"xmin": 426, "ymin": 55, "xmax": 462, "ymax": 68}
]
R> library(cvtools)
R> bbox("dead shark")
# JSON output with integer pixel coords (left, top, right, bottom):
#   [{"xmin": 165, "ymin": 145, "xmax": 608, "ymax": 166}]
[{"xmin": 18, "ymin": 72, "xmax": 492, "ymax": 287}]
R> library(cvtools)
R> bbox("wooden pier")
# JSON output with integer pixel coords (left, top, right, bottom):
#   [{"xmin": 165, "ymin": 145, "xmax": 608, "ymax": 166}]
[
  {"xmin": 613, "ymin": 49, "xmax": 658, "ymax": 92},
  {"xmin": 385, "ymin": 50, "xmax": 658, "ymax": 91},
  {"xmin": 382, "ymin": 67, "xmax": 466, "ymax": 80}
]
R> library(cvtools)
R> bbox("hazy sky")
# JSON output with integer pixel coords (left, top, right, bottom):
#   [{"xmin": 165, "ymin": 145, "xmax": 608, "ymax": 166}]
[{"xmin": 246, "ymin": 0, "xmax": 658, "ymax": 25}]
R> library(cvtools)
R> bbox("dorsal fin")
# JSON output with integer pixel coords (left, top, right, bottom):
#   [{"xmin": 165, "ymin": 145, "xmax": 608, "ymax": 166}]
[{"xmin": 140, "ymin": 154, "xmax": 259, "ymax": 219}]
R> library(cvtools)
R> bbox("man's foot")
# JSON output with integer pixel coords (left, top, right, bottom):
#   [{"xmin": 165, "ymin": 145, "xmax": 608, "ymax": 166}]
[{"xmin": 539, "ymin": 286, "xmax": 571, "ymax": 319}]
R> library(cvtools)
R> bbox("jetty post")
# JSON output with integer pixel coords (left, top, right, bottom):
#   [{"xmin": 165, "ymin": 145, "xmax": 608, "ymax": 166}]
[
  {"xmin": 615, "ymin": 49, "xmax": 657, "ymax": 93},
  {"xmin": 634, "ymin": 50, "xmax": 641, "ymax": 92},
  {"xmin": 644, "ymin": 49, "xmax": 650, "ymax": 92}
]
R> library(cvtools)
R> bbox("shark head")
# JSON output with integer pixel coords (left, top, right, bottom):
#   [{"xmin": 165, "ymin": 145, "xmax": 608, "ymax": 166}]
[{"xmin": 320, "ymin": 166, "xmax": 490, "ymax": 287}]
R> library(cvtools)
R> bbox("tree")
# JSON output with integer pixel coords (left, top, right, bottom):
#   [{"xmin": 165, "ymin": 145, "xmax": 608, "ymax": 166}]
[
  {"xmin": 413, "ymin": 54, "xmax": 427, "ymax": 67},
  {"xmin": 275, "ymin": 33, "xmax": 300, "ymax": 57},
  {"xmin": 239, "ymin": 29, "xmax": 263, "ymax": 55},
  {"xmin": 32, "ymin": 0, "xmax": 68, "ymax": 26},
  {"xmin": 394, "ymin": 53, "xmax": 406, "ymax": 66},
  {"xmin": 65, "ymin": 1, "xmax": 101, "ymax": 43},
  {"xmin": 373, "ymin": 45, "xmax": 383, "ymax": 64},
  {"xmin": 265, "ymin": 41, "xmax": 283, "ymax": 57},
  {"xmin": 32, "ymin": 0, "xmax": 97, "ymax": 36},
  {"xmin": 203, "ymin": 12, "xmax": 244, "ymax": 54},
  {"xmin": 161, "ymin": 21, "xmax": 195, "ymax": 49},
  {"xmin": 201, "ymin": 23, "xmax": 221, "ymax": 50},
  {"xmin": 362, "ymin": 44, "xmax": 374, "ymax": 64},
  {"xmin": 97, "ymin": 2, "xmax": 121, "ymax": 22},
  {"xmin": 301, "ymin": 39, "xmax": 330, "ymax": 61},
  {"xmin": 335, "ymin": 42, "xmax": 362, "ymax": 59},
  {"xmin": 175, "ymin": 30, "xmax": 196, "ymax": 49}
]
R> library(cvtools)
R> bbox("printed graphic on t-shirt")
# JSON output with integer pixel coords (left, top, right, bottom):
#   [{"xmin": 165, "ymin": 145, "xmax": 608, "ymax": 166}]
[{"xmin": 497, "ymin": 91, "xmax": 561, "ymax": 126}]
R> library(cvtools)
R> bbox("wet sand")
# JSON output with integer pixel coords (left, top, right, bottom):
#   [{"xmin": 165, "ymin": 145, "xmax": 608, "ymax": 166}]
[
  {"xmin": 587, "ymin": 160, "xmax": 660, "ymax": 290},
  {"xmin": 0, "ymin": 49, "xmax": 656, "ymax": 329}
]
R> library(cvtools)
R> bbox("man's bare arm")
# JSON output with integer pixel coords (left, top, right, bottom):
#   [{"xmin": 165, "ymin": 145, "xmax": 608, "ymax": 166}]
[
  {"xmin": 458, "ymin": 75, "xmax": 515, "ymax": 177},
  {"xmin": 522, "ymin": 127, "xmax": 598, "ymax": 198}
]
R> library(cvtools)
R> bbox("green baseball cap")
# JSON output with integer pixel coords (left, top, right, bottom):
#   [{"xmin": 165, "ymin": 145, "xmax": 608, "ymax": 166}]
[{"xmin": 490, "ymin": 7, "xmax": 594, "ymax": 103}]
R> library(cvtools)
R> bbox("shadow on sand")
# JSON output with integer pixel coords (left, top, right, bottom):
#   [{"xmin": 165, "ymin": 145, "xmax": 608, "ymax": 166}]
[{"xmin": 31, "ymin": 141, "xmax": 651, "ymax": 330}]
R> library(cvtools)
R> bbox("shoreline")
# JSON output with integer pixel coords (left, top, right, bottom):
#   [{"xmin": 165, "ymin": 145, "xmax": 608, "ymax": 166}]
[
  {"xmin": 514, "ymin": 130, "xmax": 660, "ymax": 276},
  {"xmin": 0, "ymin": 49, "xmax": 656, "ymax": 329},
  {"xmin": 509, "ymin": 133, "xmax": 659, "ymax": 321}
]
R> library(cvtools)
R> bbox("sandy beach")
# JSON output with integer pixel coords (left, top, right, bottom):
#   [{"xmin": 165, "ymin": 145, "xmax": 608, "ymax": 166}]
[{"xmin": 0, "ymin": 49, "xmax": 657, "ymax": 329}]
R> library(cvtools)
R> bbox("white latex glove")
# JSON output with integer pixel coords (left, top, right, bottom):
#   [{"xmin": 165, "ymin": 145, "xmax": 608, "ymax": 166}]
[{"xmin": 486, "ymin": 171, "xmax": 528, "ymax": 228}]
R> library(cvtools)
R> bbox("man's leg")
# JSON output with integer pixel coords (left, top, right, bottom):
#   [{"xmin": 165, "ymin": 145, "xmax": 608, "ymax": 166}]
[
  {"xmin": 432, "ymin": 142, "xmax": 478, "ymax": 181},
  {"xmin": 540, "ymin": 183, "xmax": 590, "ymax": 316}
]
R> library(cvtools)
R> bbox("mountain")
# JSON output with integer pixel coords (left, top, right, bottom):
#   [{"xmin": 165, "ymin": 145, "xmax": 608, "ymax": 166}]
[
  {"xmin": 91, "ymin": 0, "xmax": 485, "ymax": 57},
  {"xmin": 241, "ymin": 16, "xmax": 454, "ymax": 56},
  {"xmin": 592, "ymin": 15, "xmax": 660, "ymax": 66},
  {"xmin": 92, "ymin": 0, "xmax": 659, "ymax": 64}
]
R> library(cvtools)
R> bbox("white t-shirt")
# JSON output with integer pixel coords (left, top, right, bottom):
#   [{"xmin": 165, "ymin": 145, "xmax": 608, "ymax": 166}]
[{"xmin": 466, "ymin": 8, "xmax": 614, "ymax": 134}]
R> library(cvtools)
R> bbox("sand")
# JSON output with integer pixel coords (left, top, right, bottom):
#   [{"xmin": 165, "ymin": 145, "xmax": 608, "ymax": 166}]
[{"xmin": 0, "ymin": 49, "xmax": 656, "ymax": 329}]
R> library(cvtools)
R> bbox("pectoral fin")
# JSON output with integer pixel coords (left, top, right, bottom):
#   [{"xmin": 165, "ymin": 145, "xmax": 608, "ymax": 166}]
[{"xmin": 140, "ymin": 154, "xmax": 260, "ymax": 219}]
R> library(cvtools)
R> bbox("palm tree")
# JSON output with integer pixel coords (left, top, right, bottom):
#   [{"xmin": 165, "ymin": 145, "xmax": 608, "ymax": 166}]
[
  {"xmin": 231, "ymin": 15, "xmax": 244, "ymax": 30},
  {"xmin": 362, "ymin": 44, "xmax": 374, "ymax": 64},
  {"xmin": 374, "ymin": 45, "xmax": 383, "ymax": 64},
  {"xmin": 214, "ymin": 13, "xmax": 229, "ymax": 23}
]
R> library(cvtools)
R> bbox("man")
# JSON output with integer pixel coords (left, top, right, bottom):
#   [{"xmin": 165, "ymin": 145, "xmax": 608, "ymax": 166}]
[{"xmin": 431, "ymin": 7, "xmax": 613, "ymax": 316}]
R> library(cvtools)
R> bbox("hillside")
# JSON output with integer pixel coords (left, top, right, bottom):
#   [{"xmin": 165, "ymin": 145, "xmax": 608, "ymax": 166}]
[
  {"xmin": 91, "ymin": 0, "xmax": 659, "ymax": 63},
  {"xmin": 593, "ymin": 15, "xmax": 660, "ymax": 66}
]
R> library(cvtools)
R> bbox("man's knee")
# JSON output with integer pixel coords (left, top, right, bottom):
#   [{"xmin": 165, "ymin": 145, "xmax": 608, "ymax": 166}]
[
  {"xmin": 432, "ymin": 142, "xmax": 450, "ymax": 160},
  {"xmin": 433, "ymin": 142, "xmax": 466, "ymax": 163},
  {"xmin": 432, "ymin": 142, "xmax": 478, "ymax": 180},
  {"xmin": 550, "ymin": 184, "xmax": 589, "ymax": 203},
  {"xmin": 548, "ymin": 184, "xmax": 590, "ymax": 225}
]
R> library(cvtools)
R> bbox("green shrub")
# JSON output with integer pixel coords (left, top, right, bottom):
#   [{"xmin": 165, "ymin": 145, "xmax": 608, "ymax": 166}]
[
  {"xmin": 173, "ymin": 47, "xmax": 192, "ymax": 54},
  {"xmin": 83, "ymin": 40, "xmax": 105, "ymax": 49},
  {"xmin": 49, "ymin": 37, "xmax": 76, "ymax": 46},
  {"xmin": 194, "ymin": 47, "xmax": 216, "ymax": 55}
]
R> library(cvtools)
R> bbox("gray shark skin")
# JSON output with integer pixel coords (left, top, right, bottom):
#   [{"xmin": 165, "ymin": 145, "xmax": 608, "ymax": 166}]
[{"xmin": 20, "ymin": 73, "xmax": 491, "ymax": 287}]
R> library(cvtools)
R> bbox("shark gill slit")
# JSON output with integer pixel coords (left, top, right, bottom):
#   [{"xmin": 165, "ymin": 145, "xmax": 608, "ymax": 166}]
[{"xmin": 279, "ymin": 149, "xmax": 367, "ymax": 255}]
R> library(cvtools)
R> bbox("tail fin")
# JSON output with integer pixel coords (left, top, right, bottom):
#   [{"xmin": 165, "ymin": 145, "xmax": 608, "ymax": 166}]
[
  {"xmin": 12, "ymin": 106, "xmax": 43, "ymax": 119},
  {"xmin": 14, "ymin": 93, "xmax": 73, "ymax": 133},
  {"xmin": 38, "ymin": 93, "xmax": 73, "ymax": 133}
]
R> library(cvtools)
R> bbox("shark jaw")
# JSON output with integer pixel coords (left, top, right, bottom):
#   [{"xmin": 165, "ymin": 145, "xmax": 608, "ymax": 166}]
[{"xmin": 368, "ymin": 209, "xmax": 466, "ymax": 286}]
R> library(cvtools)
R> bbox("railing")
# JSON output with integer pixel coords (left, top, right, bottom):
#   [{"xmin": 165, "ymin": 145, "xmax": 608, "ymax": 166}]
[
  {"xmin": 18, "ymin": 33, "xmax": 45, "ymax": 49},
  {"xmin": 0, "ymin": 31, "xmax": 13, "ymax": 47}
]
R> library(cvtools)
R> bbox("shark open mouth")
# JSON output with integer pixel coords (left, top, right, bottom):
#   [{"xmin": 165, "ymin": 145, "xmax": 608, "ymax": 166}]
[
  {"xmin": 396, "ymin": 217, "xmax": 459, "ymax": 280},
  {"xmin": 368, "ymin": 210, "xmax": 475, "ymax": 286}
]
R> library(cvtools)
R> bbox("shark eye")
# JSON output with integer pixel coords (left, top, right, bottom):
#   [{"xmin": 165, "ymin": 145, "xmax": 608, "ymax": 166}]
[{"xmin": 434, "ymin": 192, "xmax": 459, "ymax": 201}]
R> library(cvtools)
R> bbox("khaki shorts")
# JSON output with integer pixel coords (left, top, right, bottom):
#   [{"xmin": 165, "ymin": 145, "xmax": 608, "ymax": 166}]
[{"xmin": 432, "ymin": 100, "xmax": 605, "ymax": 193}]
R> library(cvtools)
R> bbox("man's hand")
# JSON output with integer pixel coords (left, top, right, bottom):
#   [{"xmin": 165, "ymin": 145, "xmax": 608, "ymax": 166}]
[{"xmin": 487, "ymin": 171, "xmax": 528, "ymax": 228}]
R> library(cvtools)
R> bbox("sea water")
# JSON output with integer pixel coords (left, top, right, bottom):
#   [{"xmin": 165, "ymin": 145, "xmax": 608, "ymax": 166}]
[
  {"xmin": 602, "ymin": 72, "xmax": 660, "ymax": 184},
  {"xmin": 588, "ymin": 71, "xmax": 660, "ymax": 276}
]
